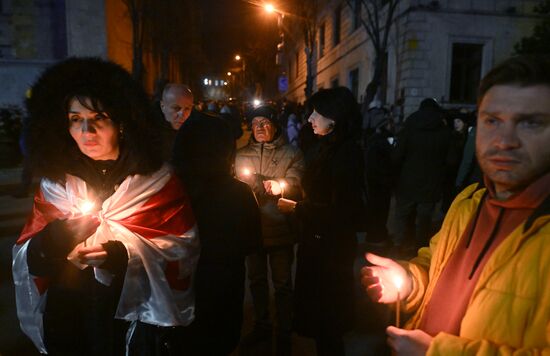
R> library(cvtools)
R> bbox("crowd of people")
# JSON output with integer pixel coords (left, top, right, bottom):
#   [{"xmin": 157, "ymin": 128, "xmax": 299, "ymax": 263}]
[{"xmin": 11, "ymin": 54, "xmax": 550, "ymax": 356}]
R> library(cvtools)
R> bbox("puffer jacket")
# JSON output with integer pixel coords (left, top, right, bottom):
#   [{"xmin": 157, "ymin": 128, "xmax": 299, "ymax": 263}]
[
  {"xmin": 403, "ymin": 183, "xmax": 550, "ymax": 355},
  {"xmin": 235, "ymin": 134, "xmax": 304, "ymax": 246}
]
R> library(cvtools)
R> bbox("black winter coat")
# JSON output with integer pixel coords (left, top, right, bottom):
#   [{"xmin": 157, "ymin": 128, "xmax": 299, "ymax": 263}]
[
  {"xmin": 293, "ymin": 132, "xmax": 365, "ymax": 338},
  {"xmin": 393, "ymin": 107, "xmax": 454, "ymax": 202},
  {"xmin": 180, "ymin": 176, "xmax": 261, "ymax": 355},
  {"xmin": 171, "ymin": 114, "xmax": 262, "ymax": 355},
  {"xmin": 26, "ymin": 160, "xmax": 129, "ymax": 356}
]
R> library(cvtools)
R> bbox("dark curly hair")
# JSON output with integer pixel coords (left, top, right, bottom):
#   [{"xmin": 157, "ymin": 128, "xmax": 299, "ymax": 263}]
[{"xmin": 26, "ymin": 57, "xmax": 162, "ymax": 183}]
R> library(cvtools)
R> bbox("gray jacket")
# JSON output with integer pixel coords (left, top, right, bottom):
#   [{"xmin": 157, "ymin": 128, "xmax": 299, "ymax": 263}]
[{"xmin": 235, "ymin": 134, "xmax": 304, "ymax": 246}]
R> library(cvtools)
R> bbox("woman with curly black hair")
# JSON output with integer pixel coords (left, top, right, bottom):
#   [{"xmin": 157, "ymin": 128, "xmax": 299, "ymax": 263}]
[
  {"xmin": 12, "ymin": 57, "xmax": 198, "ymax": 355},
  {"xmin": 278, "ymin": 87, "xmax": 365, "ymax": 355}
]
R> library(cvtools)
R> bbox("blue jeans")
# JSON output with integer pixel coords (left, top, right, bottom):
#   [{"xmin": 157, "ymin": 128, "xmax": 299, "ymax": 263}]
[{"xmin": 246, "ymin": 245, "xmax": 294, "ymax": 335}]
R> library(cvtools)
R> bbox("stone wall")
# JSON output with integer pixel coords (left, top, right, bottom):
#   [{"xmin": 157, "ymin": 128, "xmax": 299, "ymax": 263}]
[{"xmin": 283, "ymin": 0, "xmax": 540, "ymax": 116}]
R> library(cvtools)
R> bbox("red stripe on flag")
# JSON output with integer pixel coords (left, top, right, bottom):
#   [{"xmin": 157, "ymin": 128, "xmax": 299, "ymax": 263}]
[
  {"xmin": 117, "ymin": 175, "xmax": 195, "ymax": 239},
  {"xmin": 34, "ymin": 277, "xmax": 49, "ymax": 295},
  {"xmin": 17, "ymin": 190, "xmax": 65, "ymax": 245}
]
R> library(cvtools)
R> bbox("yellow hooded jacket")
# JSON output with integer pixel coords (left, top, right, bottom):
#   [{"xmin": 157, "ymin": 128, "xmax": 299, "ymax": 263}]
[{"xmin": 403, "ymin": 184, "xmax": 550, "ymax": 355}]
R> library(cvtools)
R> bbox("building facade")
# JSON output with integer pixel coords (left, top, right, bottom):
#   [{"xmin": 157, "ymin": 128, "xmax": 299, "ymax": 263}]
[
  {"xmin": 284, "ymin": 0, "xmax": 541, "ymax": 116},
  {"xmin": 0, "ymin": 0, "xmax": 107, "ymax": 106}
]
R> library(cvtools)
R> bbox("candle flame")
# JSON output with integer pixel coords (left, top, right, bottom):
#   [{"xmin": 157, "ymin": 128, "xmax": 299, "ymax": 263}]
[
  {"xmin": 243, "ymin": 168, "xmax": 251, "ymax": 176},
  {"xmin": 279, "ymin": 181, "xmax": 286, "ymax": 189},
  {"xmin": 80, "ymin": 200, "xmax": 94, "ymax": 214},
  {"xmin": 393, "ymin": 275, "xmax": 403, "ymax": 290}
]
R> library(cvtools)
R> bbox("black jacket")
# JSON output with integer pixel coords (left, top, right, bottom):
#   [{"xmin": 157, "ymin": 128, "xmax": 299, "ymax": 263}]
[
  {"xmin": 172, "ymin": 114, "xmax": 262, "ymax": 355},
  {"xmin": 181, "ymin": 176, "xmax": 261, "ymax": 355},
  {"xmin": 26, "ymin": 160, "xmax": 129, "ymax": 356},
  {"xmin": 293, "ymin": 132, "xmax": 365, "ymax": 337},
  {"xmin": 393, "ymin": 107, "xmax": 454, "ymax": 202}
]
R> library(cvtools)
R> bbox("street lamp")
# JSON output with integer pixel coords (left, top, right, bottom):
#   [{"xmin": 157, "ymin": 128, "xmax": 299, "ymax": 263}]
[
  {"xmin": 234, "ymin": 54, "xmax": 246, "ymax": 101},
  {"xmin": 262, "ymin": 3, "xmax": 287, "ymax": 96}
]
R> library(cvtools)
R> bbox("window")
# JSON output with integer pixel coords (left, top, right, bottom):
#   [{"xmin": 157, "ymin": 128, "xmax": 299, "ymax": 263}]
[
  {"xmin": 349, "ymin": 68, "xmax": 360, "ymax": 100},
  {"xmin": 288, "ymin": 59, "xmax": 293, "ymax": 83},
  {"xmin": 333, "ymin": 5, "xmax": 341, "ymax": 46},
  {"xmin": 450, "ymin": 43, "xmax": 483, "ymax": 103},
  {"xmin": 331, "ymin": 77, "xmax": 340, "ymax": 88},
  {"xmin": 353, "ymin": 0, "xmax": 361, "ymax": 31},
  {"xmin": 295, "ymin": 52, "xmax": 300, "ymax": 79},
  {"xmin": 319, "ymin": 22, "xmax": 325, "ymax": 58}
]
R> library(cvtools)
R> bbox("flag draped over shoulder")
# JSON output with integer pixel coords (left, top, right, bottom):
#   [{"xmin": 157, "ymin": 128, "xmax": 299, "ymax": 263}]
[{"xmin": 13, "ymin": 164, "xmax": 199, "ymax": 354}]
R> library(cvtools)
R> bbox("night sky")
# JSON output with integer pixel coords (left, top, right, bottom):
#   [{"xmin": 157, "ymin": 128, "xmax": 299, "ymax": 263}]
[{"xmin": 197, "ymin": 0, "xmax": 279, "ymax": 75}]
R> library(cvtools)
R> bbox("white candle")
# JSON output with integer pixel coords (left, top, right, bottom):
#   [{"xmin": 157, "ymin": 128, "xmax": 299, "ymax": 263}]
[{"xmin": 393, "ymin": 275, "xmax": 403, "ymax": 328}]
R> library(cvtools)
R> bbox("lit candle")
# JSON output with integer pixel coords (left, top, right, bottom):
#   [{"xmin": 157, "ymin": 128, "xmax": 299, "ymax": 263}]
[
  {"xmin": 242, "ymin": 168, "xmax": 251, "ymax": 177},
  {"xmin": 393, "ymin": 275, "xmax": 403, "ymax": 328},
  {"xmin": 79, "ymin": 200, "xmax": 95, "ymax": 215},
  {"xmin": 279, "ymin": 181, "xmax": 286, "ymax": 199}
]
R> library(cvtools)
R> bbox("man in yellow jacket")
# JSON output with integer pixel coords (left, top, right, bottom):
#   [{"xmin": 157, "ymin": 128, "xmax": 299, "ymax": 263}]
[{"xmin": 362, "ymin": 55, "xmax": 550, "ymax": 355}]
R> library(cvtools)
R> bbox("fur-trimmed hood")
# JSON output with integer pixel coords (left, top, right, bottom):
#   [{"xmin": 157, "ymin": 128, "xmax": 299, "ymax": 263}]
[{"xmin": 26, "ymin": 57, "xmax": 162, "ymax": 183}]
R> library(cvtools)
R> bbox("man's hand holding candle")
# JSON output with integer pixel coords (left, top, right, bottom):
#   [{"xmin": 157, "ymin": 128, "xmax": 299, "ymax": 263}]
[
  {"xmin": 362, "ymin": 253, "xmax": 432, "ymax": 354},
  {"xmin": 264, "ymin": 180, "xmax": 284, "ymax": 196},
  {"xmin": 361, "ymin": 253, "xmax": 412, "ymax": 303},
  {"xmin": 277, "ymin": 198, "xmax": 297, "ymax": 214},
  {"xmin": 386, "ymin": 327, "xmax": 432, "ymax": 356}
]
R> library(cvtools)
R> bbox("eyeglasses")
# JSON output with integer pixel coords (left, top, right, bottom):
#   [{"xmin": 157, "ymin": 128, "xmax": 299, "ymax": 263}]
[{"xmin": 252, "ymin": 120, "xmax": 272, "ymax": 128}]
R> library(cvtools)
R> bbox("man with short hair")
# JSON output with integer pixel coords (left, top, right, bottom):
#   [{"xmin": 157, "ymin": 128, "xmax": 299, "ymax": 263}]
[
  {"xmin": 158, "ymin": 84, "xmax": 194, "ymax": 161},
  {"xmin": 235, "ymin": 105, "xmax": 304, "ymax": 355},
  {"xmin": 362, "ymin": 55, "xmax": 550, "ymax": 355},
  {"xmin": 161, "ymin": 84, "xmax": 194, "ymax": 130}
]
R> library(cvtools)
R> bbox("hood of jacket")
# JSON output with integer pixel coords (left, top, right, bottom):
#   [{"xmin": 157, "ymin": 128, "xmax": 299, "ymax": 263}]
[{"xmin": 405, "ymin": 107, "xmax": 447, "ymax": 131}]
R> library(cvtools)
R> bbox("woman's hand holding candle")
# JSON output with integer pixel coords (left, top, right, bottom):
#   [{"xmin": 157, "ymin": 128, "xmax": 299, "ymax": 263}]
[
  {"xmin": 77, "ymin": 244, "xmax": 108, "ymax": 267},
  {"xmin": 361, "ymin": 253, "xmax": 412, "ymax": 304},
  {"xmin": 62, "ymin": 215, "xmax": 100, "ymax": 245}
]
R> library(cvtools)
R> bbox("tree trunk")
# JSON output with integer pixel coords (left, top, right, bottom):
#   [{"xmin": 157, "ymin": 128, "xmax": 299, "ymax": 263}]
[{"xmin": 361, "ymin": 54, "xmax": 383, "ymax": 114}]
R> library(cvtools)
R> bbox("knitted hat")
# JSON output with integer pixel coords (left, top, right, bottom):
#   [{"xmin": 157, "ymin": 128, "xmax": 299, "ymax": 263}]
[{"xmin": 248, "ymin": 105, "xmax": 278, "ymax": 125}]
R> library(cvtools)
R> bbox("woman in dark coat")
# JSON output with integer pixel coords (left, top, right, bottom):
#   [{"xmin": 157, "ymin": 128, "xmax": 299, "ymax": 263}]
[
  {"xmin": 278, "ymin": 87, "xmax": 365, "ymax": 355},
  {"xmin": 13, "ymin": 58, "xmax": 198, "ymax": 355}
]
